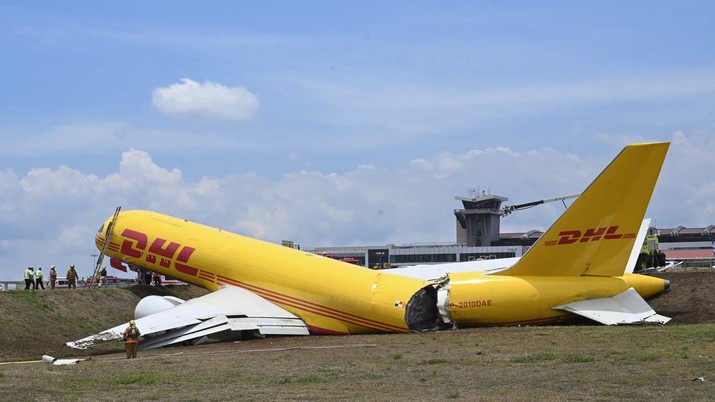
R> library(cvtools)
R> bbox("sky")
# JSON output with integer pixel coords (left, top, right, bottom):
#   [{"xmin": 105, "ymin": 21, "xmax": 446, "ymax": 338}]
[{"xmin": 1, "ymin": 1, "xmax": 715, "ymax": 280}]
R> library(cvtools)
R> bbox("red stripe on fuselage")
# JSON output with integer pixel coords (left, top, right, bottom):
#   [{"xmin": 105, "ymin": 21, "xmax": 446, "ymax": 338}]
[
  {"xmin": 95, "ymin": 235, "xmax": 120, "ymax": 253},
  {"xmin": 307, "ymin": 325, "xmax": 351, "ymax": 335},
  {"xmin": 216, "ymin": 275, "xmax": 405, "ymax": 333}
]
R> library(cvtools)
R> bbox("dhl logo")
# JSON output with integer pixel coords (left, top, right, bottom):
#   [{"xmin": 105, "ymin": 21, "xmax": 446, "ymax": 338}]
[
  {"xmin": 119, "ymin": 229, "xmax": 200, "ymax": 276},
  {"xmin": 544, "ymin": 226, "xmax": 636, "ymax": 246}
]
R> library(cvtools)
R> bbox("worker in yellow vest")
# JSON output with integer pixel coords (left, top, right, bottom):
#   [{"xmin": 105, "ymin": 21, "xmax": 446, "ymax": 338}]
[
  {"xmin": 35, "ymin": 267, "xmax": 45, "ymax": 290},
  {"xmin": 24, "ymin": 267, "xmax": 33, "ymax": 290}
]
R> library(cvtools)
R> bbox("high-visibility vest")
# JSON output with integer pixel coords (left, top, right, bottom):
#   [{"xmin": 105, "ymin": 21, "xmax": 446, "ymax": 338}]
[
  {"xmin": 24, "ymin": 269, "xmax": 31, "ymax": 280},
  {"xmin": 35, "ymin": 270, "xmax": 42, "ymax": 279}
]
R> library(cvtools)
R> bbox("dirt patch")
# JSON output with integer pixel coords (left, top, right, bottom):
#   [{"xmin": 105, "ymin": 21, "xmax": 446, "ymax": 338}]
[{"xmin": 649, "ymin": 271, "xmax": 715, "ymax": 324}]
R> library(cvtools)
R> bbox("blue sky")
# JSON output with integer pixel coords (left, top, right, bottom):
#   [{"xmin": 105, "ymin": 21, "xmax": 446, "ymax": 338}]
[{"xmin": 1, "ymin": 1, "xmax": 714, "ymax": 280}]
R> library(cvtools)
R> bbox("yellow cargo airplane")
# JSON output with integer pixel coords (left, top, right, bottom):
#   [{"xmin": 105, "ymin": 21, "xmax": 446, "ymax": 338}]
[{"xmin": 68, "ymin": 142, "xmax": 671, "ymax": 350}]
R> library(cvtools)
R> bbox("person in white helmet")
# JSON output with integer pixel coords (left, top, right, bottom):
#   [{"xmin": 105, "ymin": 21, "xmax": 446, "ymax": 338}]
[
  {"xmin": 49, "ymin": 265, "xmax": 57, "ymax": 289},
  {"xmin": 66, "ymin": 265, "xmax": 78, "ymax": 289}
]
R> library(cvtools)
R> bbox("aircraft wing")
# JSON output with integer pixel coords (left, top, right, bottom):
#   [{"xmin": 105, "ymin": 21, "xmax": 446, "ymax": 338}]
[
  {"xmin": 553, "ymin": 287, "xmax": 671, "ymax": 325},
  {"xmin": 385, "ymin": 257, "xmax": 521, "ymax": 280},
  {"xmin": 66, "ymin": 286, "xmax": 310, "ymax": 350}
]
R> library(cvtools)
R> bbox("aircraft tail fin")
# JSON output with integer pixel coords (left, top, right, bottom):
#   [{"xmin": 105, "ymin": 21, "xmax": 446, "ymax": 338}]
[{"xmin": 498, "ymin": 142, "xmax": 669, "ymax": 277}]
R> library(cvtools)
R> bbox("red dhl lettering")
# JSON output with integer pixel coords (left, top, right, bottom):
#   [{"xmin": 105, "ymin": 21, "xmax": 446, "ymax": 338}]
[
  {"xmin": 544, "ymin": 226, "xmax": 636, "ymax": 246},
  {"xmin": 119, "ymin": 228, "xmax": 199, "ymax": 276}
]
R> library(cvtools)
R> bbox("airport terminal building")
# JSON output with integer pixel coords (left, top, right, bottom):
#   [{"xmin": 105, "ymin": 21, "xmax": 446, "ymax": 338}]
[{"xmin": 305, "ymin": 193, "xmax": 715, "ymax": 270}]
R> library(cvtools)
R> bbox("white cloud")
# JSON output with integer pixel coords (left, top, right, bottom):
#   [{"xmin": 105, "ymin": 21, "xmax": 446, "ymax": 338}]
[
  {"xmin": 117, "ymin": 148, "xmax": 182, "ymax": 184},
  {"xmin": 0, "ymin": 170, "xmax": 21, "ymax": 216},
  {"xmin": 21, "ymin": 166, "xmax": 96, "ymax": 199},
  {"xmin": 649, "ymin": 131, "xmax": 715, "ymax": 227},
  {"xmin": 152, "ymin": 78, "xmax": 259, "ymax": 121}
]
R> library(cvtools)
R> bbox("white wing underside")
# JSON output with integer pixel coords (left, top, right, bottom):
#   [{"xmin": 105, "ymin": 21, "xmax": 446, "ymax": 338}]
[
  {"xmin": 553, "ymin": 287, "xmax": 671, "ymax": 325},
  {"xmin": 66, "ymin": 286, "xmax": 309, "ymax": 350},
  {"xmin": 385, "ymin": 257, "xmax": 521, "ymax": 280}
]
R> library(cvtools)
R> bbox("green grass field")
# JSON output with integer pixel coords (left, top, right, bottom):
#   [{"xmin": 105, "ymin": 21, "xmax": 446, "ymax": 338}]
[{"xmin": 1, "ymin": 325, "xmax": 713, "ymax": 401}]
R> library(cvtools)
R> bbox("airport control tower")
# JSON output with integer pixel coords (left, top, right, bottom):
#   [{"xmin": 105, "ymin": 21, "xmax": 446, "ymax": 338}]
[{"xmin": 454, "ymin": 191, "xmax": 508, "ymax": 247}]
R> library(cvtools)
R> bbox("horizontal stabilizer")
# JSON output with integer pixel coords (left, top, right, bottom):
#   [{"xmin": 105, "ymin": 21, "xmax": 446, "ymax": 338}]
[
  {"xmin": 553, "ymin": 287, "xmax": 671, "ymax": 325},
  {"xmin": 67, "ymin": 286, "xmax": 309, "ymax": 350},
  {"xmin": 625, "ymin": 218, "xmax": 652, "ymax": 274},
  {"xmin": 386, "ymin": 257, "xmax": 520, "ymax": 280}
]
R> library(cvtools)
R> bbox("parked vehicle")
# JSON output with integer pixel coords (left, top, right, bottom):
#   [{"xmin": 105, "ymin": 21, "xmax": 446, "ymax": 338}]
[{"xmin": 52, "ymin": 277, "xmax": 72, "ymax": 289}]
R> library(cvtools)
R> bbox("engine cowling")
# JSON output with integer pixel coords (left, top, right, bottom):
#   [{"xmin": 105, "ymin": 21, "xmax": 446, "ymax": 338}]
[{"xmin": 135, "ymin": 295, "xmax": 185, "ymax": 319}]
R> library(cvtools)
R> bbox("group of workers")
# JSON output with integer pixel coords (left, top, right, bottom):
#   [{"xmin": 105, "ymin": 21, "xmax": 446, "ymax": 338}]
[
  {"xmin": 20, "ymin": 264, "xmax": 143, "ymax": 358},
  {"xmin": 21, "ymin": 264, "xmax": 144, "ymax": 358},
  {"xmin": 23, "ymin": 264, "xmax": 79, "ymax": 290}
]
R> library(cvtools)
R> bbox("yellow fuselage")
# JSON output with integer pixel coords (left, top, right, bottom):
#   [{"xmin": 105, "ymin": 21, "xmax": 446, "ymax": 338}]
[
  {"xmin": 98, "ymin": 210, "xmax": 429, "ymax": 334},
  {"xmin": 446, "ymin": 272, "xmax": 667, "ymax": 325},
  {"xmin": 97, "ymin": 210, "xmax": 668, "ymax": 333}
]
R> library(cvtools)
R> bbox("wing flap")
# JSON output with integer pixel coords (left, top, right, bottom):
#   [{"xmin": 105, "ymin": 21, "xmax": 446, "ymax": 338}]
[
  {"xmin": 140, "ymin": 316, "xmax": 232, "ymax": 349},
  {"xmin": 553, "ymin": 287, "xmax": 671, "ymax": 325},
  {"xmin": 67, "ymin": 286, "xmax": 309, "ymax": 350},
  {"xmin": 227, "ymin": 317, "xmax": 311, "ymax": 334},
  {"xmin": 140, "ymin": 316, "xmax": 310, "ymax": 349}
]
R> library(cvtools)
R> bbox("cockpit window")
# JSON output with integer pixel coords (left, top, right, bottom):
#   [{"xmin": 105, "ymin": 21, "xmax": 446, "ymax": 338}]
[{"xmin": 98, "ymin": 223, "xmax": 104, "ymax": 234}]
